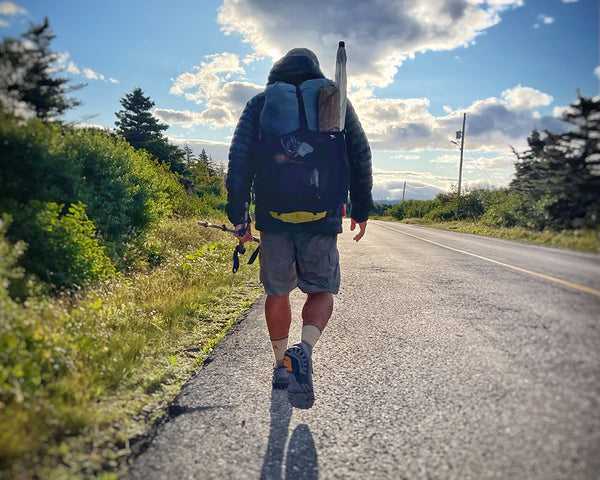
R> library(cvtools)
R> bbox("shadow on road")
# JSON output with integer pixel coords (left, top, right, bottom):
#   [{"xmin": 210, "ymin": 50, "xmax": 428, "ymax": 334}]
[
  {"xmin": 260, "ymin": 390, "xmax": 319, "ymax": 479},
  {"xmin": 285, "ymin": 424, "xmax": 318, "ymax": 479}
]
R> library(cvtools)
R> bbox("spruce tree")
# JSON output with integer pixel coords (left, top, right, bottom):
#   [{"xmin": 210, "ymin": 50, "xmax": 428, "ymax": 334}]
[
  {"xmin": 115, "ymin": 87, "xmax": 185, "ymax": 174},
  {"xmin": 0, "ymin": 17, "xmax": 84, "ymax": 120},
  {"xmin": 511, "ymin": 92, "xmax": 600, "ymax": 229}
]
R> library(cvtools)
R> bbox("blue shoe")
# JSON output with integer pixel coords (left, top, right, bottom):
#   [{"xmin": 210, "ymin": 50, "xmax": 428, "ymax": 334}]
[
  {"xmin": 284, "ymin": 342, "xmax": 314, "ymax": 409},
  {"xmin": 272, "ymin": 365, "xmax": 290, "ymax": 389}
]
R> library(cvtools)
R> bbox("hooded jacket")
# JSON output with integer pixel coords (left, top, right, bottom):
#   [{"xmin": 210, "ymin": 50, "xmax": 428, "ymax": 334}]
[{"xmin": 226, "ymin": 48, "xmax": 373, "ymax": 233}]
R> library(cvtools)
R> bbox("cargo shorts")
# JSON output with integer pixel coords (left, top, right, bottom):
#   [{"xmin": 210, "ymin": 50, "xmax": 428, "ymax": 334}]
[{"xmin": 259, "ymin": 231, "xmax": 340, "ymax": 296}]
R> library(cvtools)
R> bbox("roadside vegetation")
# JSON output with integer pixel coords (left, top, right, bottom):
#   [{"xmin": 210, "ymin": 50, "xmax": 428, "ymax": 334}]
[
  {"xmin": 371, "ymin": 93, "xmax": 600, "ymax": 253},
  {"xmin": 0, "ymin": 18, "xmax": 261, "ymax": 479}
]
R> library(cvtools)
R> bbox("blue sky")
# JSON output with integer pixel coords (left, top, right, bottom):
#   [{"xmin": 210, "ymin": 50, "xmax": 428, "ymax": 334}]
[{"xmin": 1, "ymin": 0, "xmax": 598, "ymax": 200}]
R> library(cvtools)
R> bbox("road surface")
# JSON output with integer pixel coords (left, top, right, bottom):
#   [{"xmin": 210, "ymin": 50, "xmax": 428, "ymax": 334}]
[{"xmin": 127, "ymin": 219, "xmax": 600, "ymax": 480}]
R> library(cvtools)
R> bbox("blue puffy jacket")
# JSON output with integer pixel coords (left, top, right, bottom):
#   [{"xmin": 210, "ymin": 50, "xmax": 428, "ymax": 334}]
[{"xmin": 226, "ymin": 49, "xmax": 373, "ymax": 233}]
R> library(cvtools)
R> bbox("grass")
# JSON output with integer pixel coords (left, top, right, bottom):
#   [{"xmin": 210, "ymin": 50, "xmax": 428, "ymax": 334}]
[
  {"xmin": 0, "ymin": 215, "xmax": 262, "ymax": 479},
  {"xmin": 373, "ymin": 216, "xmax": 600, "ymax": 252}
]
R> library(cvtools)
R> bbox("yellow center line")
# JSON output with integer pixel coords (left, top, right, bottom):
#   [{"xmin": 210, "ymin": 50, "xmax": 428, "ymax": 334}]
[{"xmin": 376, "ymin": 222, "xmax": 600, "ymax": 297}]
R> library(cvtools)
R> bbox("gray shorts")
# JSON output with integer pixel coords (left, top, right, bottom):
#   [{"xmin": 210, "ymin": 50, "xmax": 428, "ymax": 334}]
[{"xmin": 259, "ymin": 231, "xmax": 340, "ymax": 296}]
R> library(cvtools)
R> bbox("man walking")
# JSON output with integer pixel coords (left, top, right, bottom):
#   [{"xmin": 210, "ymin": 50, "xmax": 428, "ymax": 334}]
[{"xmin": 226, "ymin": 47, "xmax": 372, "ymax": 409}]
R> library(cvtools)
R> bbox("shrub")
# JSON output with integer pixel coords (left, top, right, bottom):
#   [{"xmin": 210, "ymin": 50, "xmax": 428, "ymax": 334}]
[
  {"xmin": 426, "ymin": 190, "xmax": 487, "ymax": 222},
  {"xmin": 11, "ymin": 202, "xmax": 115, "ymax": 290},
  {"xmin": 480, "ymin": 189, "xmax": 522, "ymax": 227},
  {"xmin": 385, "ymin": 199, "xmax": 438, "ymax": 220},
  {"xmin": 0, "ymin": 113, "xmax": 195, "ymax": 288},
  {"xmin": 0, "ymin": 217, "xmax": 71, "ymax": 409}
]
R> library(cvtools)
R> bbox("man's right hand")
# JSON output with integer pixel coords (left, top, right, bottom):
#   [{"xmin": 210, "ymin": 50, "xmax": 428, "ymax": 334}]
[{"xmin": 234, "ymin": 224, "xmax": 254, "ymax": 244}]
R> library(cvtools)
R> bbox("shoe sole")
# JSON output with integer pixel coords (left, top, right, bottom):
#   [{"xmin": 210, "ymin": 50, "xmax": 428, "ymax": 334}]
[
  {"xmin": 284, "ymin": 346, "xmax": 314, "ymax": 409},
  {"xmin": 272, "ymin": 367, "xmax": 290, "ymax": 389},
  {"xmin": 272, "ymin": 379, "xmax": 289, "ymax": 389}
]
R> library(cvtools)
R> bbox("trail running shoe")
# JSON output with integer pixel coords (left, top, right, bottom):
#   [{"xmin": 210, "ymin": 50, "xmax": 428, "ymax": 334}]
[
  {"xmin": 284, "ymin": 342, "xmax": 314, "ymax": 409},
  {"xmin": 272, "ymin": 365, "xmax": 290, "ymax": 389}
]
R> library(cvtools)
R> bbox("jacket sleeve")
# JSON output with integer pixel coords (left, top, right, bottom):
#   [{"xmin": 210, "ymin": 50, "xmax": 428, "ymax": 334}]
[
  {"xmin": 345, "ymin": 100, "xmax": 373, "ymax": 222},
  {"xmin": 226, "ymin": 94, "xmax": 263, "ymax": 226}
]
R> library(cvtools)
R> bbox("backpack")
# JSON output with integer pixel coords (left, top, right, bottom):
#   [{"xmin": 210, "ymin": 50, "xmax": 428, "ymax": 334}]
[{"xmin": 254, "ymin": 79, "xmax": 350, "ymax": 224}]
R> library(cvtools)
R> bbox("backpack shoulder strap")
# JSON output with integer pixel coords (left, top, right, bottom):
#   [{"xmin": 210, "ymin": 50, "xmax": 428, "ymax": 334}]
[{"xmin": 294, "ymin": 85, "xmax": 309, "ymax": 130}]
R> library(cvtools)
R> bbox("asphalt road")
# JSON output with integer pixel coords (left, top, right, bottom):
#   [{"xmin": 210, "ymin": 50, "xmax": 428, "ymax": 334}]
[{"xmin": 126, "ymin": 219, "xmax": 600, "ymax": 480}]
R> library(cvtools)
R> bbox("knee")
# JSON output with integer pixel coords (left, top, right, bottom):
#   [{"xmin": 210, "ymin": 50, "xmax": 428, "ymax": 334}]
[
  {"xmin": 307, "ymin": 291, "xmax": 333, "ymax": 303},
  {"xmin": 267, "ymin": 293, "xmax": 290, "ymax": 304}
]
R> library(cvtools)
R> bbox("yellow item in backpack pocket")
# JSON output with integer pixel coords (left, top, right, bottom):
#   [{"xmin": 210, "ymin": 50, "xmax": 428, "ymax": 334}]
[{"xmin": 269, "ymin": 211, "xmax": 327, "ymax": 224}]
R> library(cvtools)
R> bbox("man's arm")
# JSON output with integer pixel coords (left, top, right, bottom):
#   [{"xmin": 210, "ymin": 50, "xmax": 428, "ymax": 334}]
[
  {"xmin": 225, "ymin": 95, "xmax": 263, "ymax": 227},
  {"xmin": 345, "ymin": 101, "xmax": 373, "ymax": 237}
]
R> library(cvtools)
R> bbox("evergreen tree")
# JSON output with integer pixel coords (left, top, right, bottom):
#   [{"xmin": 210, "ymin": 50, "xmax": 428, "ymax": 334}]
[
  {"xmin": 115, "ymin": 87, "xmax": 185, "ymax": 174},
  {"xmin": 182, "ymin": 143, "xmax": 195, "ymax": 163},
  {"xmin": 0, "ymin": 17, "xmax": 85, "ymax": 120},
  {"xmin": 511, "ymin": 92, "xmax": 600, "ymax": 230},
  {"xmin": 186, "ymin": 148, "xmax": 224, "ymax": 197}
]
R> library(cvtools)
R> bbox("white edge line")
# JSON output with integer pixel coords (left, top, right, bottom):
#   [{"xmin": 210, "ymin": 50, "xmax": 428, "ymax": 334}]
[{"xmin": 376, "ymin": 222, "xmax": 600, "ymax": 297}]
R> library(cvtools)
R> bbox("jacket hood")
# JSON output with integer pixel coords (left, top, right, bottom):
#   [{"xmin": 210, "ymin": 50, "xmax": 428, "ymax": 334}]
[{"xmin": 267, "ymin": 48, "xmax": 325, "ymax": 86}]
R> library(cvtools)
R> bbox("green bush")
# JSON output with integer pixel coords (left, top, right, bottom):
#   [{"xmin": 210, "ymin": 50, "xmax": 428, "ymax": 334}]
[
  {"xmin": 0, "ymin": 113, "xmax": 201, "ymax": 288},
  {"xmin": 480, "ymin": 189, "xmax": 521, "ymax": 227},
  {"xmin": 426, "ymin": 190, "xmax": 486, "ymax": 222},
  {"xmin": 0, "ymin": 217, "xmax": 71, "ymax": 409},
  {"xmin": 0, "ymin": 113, "xmax": 184, "ymax": 254},
  {"xmin": 385, "ymin": 199, "xmax": 438, "ymax": 220},
  {"xmin": 11, "ymin": 202, "xmax": 115, "ymax": 290}
]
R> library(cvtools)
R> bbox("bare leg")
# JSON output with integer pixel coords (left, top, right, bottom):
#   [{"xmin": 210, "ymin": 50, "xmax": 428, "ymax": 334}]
[
  {"xmin": 300, "ymin": 292, "xmax": 333, "ymax": 349},
  {"xmin": 302, "ymin": 291, "xmax": 333, "ymax": 331},
  {"xmin": 265, "ymin": 293, "xmax": 292, "ymax": 366}
]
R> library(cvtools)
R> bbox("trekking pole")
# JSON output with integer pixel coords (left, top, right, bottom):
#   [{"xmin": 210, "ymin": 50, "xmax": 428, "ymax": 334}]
[
  {"xmin": 197, "ymin": 220, "xmax": 260, "ymax": 273},
  {"xmin": 197, "ymin": 221, "xmax": 260, "ymax": 244}
]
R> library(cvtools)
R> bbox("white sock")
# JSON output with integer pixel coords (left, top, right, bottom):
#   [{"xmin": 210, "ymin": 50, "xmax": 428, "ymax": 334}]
[
  {"xmin": 301, "ymin": 324, "xmax": 322, "ymax": 350},
  {"xmin": 271, "ymin": 337, "xmax": 288, "ymax": 367}
]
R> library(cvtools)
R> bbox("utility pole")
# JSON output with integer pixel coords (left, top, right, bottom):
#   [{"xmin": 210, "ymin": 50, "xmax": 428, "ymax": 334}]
[
  {"xmin": 457, "ymin": 112, "xmax": 466, "ymax": 197},
  {"xmin": 450, "ymin": 113, "xmax": 467, "ymax": 197},
  {"xmin": 401, "ymin": 181, "xmax": 406, "ymax": 202}
]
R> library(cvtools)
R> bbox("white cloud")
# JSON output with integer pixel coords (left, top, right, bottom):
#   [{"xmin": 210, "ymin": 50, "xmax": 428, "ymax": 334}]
[
  {"xmin": 217, "ymin": 0, "xmax": 524, "ymax": 88},
  {"xmin": 462, "ymin": 178, "xmax": 504, "ymax": 192},
  {"xmin": 371, "ymin": 159, "xmax": 509, "ymax": 199},
  {"xmin": 371, "ymin": 167, "xmax": 448, "ymax": 200},
  {"xmin": 53, "ymin": 52, "xmax": 80, "ymax": 75},
  {"xmin": 53, "ymin": 51, "xmax": 119, "ymax": 84},
  {"xmin": 594, "ymin": 65, "xmax": 600, "ymax": 80},
  {"xmin": 164, "ymin": 1, "xmax": 567, "ymax": 161},
  {"xmin": 0, "ymin": 1, "xmax": 27, "ymax": 25},
  {"xmin": 168, "ymin": 136, "xmax": 230, "ymax": 164},
  {"xmin": 154, "ymin": 109, "xmax": 206, "ymax": 129},
  {"xmin": 165, "ymin": 73, "xmax": 566, "ymax": 153},
  {"xmin": 534, "ymin": 14, "xmax": 554, "ymax": 29},
  {"xmin": 501, "ymin": 84, "xmax": 553, "ymax": 110},
  {"xmin": 553, "ymin": 105, "xmax": 568, "ymax": 118},
  {"xmin": 350, "ymin": 84, "xmax": 565, "ymax": 153},
  {"xmin": 561, "ymin": 0, "xmax": 578, "ymax": 3},
  {"xmin": 169, "ymin": 52, "xmax": 263, "ymax": 129},
  {"xmin": 83, "ymin": 67, "xmax": 104, "ymax": 81},
  {"xmin": 170, "ymin": 52, "xmax": 245, "ymax": 100},
  {"xmin": 461, "ymin": 153, "xmax": 515, "ymax": 171},
  {"xmin": 0, "ymin": 1, "xmax": 26, "ymax": 15}
]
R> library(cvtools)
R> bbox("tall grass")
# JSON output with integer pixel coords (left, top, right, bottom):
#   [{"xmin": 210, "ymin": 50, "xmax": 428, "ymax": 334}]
[
  {"xmin": 0, "ymin": 216, "xmax": 262, "ymax": 479},
  {"xmin": 400, "ymin": 218, "xmax": 600, "ymax": 251}
]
